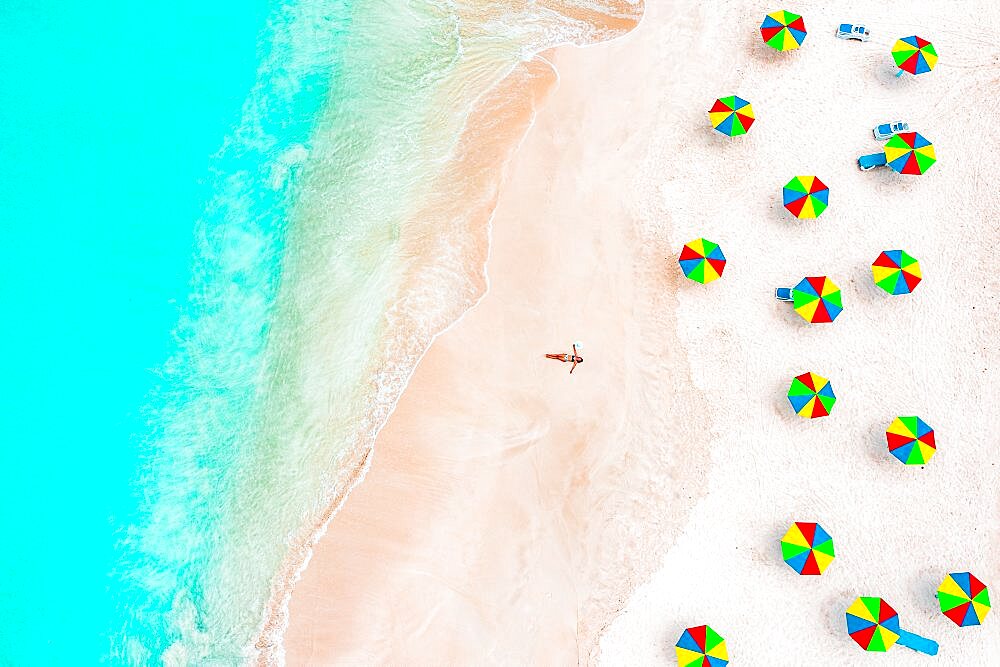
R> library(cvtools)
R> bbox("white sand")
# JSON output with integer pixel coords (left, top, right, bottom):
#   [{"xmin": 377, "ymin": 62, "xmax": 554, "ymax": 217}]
[{"xmin": 599, "ymin": 0, "xmax": 1000, "ymax": 664}]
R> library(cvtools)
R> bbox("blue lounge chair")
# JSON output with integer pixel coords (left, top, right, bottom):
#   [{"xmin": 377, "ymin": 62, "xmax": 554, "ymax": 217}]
[
  {"xmin": 858, "ymin": 153, "xmax": 888, "ymax": 171},
  {"xmin": 896, "ymin": 630, "xmax": 939, "ymax": 656},
  {"xmin": 775, "ymin": 287, "xmax": 794, "ymax": 302}
]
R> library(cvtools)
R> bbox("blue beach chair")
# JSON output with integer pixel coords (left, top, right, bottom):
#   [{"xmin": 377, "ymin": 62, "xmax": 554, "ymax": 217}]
[{"xmin": 858, "ymin": 153, "xmax": 888, "ymax": 171}]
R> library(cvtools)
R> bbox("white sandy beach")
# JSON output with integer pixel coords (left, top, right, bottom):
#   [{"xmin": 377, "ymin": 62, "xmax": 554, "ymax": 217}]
[{"xmin": 281, "ymin": 0, "xmax": 1000, "ymax": 664}]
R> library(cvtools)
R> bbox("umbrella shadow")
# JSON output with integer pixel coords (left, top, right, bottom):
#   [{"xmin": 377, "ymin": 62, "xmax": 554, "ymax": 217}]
[
  {"xmin": 747, "ymin": 32, "xmax": 787, "ymax": 66},
  {"xmin": 872, "ymin": 167, "xmax": 918, "ymax": 196},
  {"xmin": 866, "ymin": 421, "xmax": 921, "ymax": 479},
  {"xmin": 909, "ymin": 570, "xmax": 943, "ymax": 614},
  {"xmin": 768, "ymin": 202, "xmax": 831, "ymax": 242},
  {"xmin": 663, "ymin": 623, "xmax": 684, "ymax": 657},
  {"xmin": 874, "ymin": 62, "xmax": 916, "ymax": 86},
  {"xmin": 864, "ymin": 420, "xmax": 893, "ymax": 466},
  {"xmin": 772, "ymin": 375, "xmax": 795, "ymax": 421},
  {"xmin": 698, "ymin": 120, "xmax": 759, "ymax": 152},
  {"xmin": 856, "ymin": 261, "xmax": 890, "ymax": 304},
  {"xmin": 766, "ymin": 197, "xmax": 795, "ymax": 230},
  {"xmin": 700, "ymin": 119, "xmax": 727, "ymax": 146},
  {"xmin": 683, "ymin": 99, "xmax": 719, "ymax": 149},
  {"xmin": 822, "ymin": 590, "xmax": 856, "ymax": 639},
  {"xmin": 773, "ymin": 296, "xmax": 812, "ymax": 329},
  {"xmin": 751, "ymin": 518, "xmax": 789, "ymax": 569},
  {"xmin": 852, "ymin": 140, "xmax": 919, "ymax": 195}
]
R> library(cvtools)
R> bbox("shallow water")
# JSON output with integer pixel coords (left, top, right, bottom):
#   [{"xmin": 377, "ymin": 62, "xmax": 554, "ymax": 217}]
[{"xmin": 0, "ymin": 0, "xmax": 322, "ymax": 660}]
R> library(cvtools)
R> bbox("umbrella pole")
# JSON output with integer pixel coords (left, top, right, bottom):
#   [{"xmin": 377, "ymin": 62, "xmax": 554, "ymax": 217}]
[
  {"xmin": 895, "ymin": 630, "xmax": 939, "ymax": 656},
  {"xmin": 895, "ymin": 68, "xmax": 905, "ymax": 78}
]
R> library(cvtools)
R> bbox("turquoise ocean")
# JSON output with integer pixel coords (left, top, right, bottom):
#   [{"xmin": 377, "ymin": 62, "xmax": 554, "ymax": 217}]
[
  {"xmin": 0, "ymin": 1, "xmax": 632, "ymax": 663},
  {"xmin": 0, "ymin": 0, "xmax": 332, "ymax": 661}
]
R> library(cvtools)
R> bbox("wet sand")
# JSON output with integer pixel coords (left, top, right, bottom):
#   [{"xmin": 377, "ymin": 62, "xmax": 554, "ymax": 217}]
[{"xmin": 280, "ymin": 27, "xmax": 712, "ymax": 664}]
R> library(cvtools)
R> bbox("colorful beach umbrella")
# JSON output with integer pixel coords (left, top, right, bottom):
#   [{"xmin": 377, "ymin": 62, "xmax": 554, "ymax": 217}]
[
  {"xmin": 892, "ymin": 36, "xmax": 938, "ymax": 75},
  {"xmin": 780, "ymin": 521, "xmax": 835, "ymax": 575},
  {"xmin": 886, "ymin": 416, "xmax": 936, "ymax": 465},
  {"xmin": 884, "ymin": 132, "xmax": 936, "ymax": 175},
  {"xmin": 782, "ymin": 176, "xmax": 829, "ymax": 219},
  {"xmin": 787, "ymin": 372, "xmax": 836, "ymax": 418},
  {"xmin": 872, "ymin": 250, "xmax": 922, "ymax": 295},
  {"xmin": 675, "ymin": 625, "xmax": 728, "ymax": 667},
  {"xmin": 847, "ymin": 597, "xmax": 900, "ymax": 652},
  {"xmin": 938, "ymin": 572, "xmax": 991, "ymax": 627},
  {"xmin": 760, "ymin": 10, "xmax": 807, "ymax": 51},
  {"xmin": 709, "ymin": 96, "xmax": 755, "ymax": 136},
  {"xmin": 791, "ymin": 276, "xmax": 842, "ymax": 323},
  {"xmin": 846, "ymin": 597, "xmax": 939, "ymax": 655},
  {"xmin": 679, "ymin": 238, "xmax": 726, "ymax": 284}
]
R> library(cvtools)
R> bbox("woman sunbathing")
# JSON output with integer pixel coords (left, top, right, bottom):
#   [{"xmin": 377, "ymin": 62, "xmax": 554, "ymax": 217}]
[{"xmin": 545, "ymin": 344, "xmax": 583, "ymax": 374}]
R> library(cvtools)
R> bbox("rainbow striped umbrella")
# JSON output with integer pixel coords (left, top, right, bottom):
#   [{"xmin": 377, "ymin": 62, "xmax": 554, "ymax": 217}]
[
  {"xmin": 760, "ymin": 10, "xmax": 807, "ymax": 51},
  {"xmin": 884, "ymin": 132, "xmax": 936, "ymax": 175},
  {"xmin": 679, "ymin": 238, "xmax": 726, "ymax": 284},
  {"xmin": 675, "ymin": 625, "xmax": 728, "ymax": 667},
  {"xmin": 846, "ymin": 597, "xmax": 938, "ymax": 655},
  {"xmin": 938, "ymin": 572, "xmax": 991, "ymax": 627},
  {"xmin": 709, "ymin": 96, "xmax": 755, "ymax": 136},
  {"xmin": 787, "ymin": 372, "xmax": 836, "ymax": 418},
  {"xmin": 783, "ymin": 176, "xmax": 829, "ymax": 219},
  {"xmin": 780, "ymin": 521, "xmax": 835, "ymax": 575},
  {"xmin": 892, "ymin": 35, "xmax": 937, "ymax": 75},
  {"xmin": 872, "ymin": 250, "xmax": 922, "ymax": 295},
  {"xmin": 886, "ymin": 416, "xmax": 936, "ymax": 465},
  {"xmin": 787, "ymin": 276, "xmax": 842, "ymax": 323}
]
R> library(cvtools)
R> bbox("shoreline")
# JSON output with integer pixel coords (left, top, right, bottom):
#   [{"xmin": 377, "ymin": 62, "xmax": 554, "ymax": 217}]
[
  {"xmin": 250, "ymin": 56, "xmax": 562, "ymax": 664},
  {"xmin": 253, "ymin": 3, "xmax": 662, "ymax": 662},
  {"xmin": 248, "ymin": 10, "xmax": 648, "ymax": 654},
  {"xmin": 275, "ymin": 5, "xmax": 718, "ymax": 660}
]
